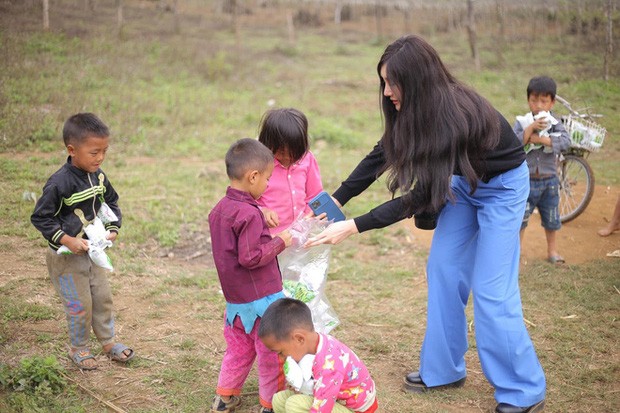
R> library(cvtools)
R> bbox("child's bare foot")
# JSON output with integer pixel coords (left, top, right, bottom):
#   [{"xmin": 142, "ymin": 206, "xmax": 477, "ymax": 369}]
[
  {"xmin": 102, "ymin": 342, "xmax": 135, "ymax": 363},
  {"xmin": 69, "ymin": 348, "xmax": 98, "ymax": 370},
  {"xmin": 597, "ymin": 222, "xmax": 620, "ymax": 237}
]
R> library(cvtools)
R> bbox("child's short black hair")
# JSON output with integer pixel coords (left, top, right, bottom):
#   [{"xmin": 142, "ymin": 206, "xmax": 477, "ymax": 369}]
[
  {"xmin": 225, "ymin": 138, "xmax": 274, "ymax": 180},
  {"xmin": 258, "ymin": 298, "xmax": 315, "ymax": 340},
  {"xmin": 63, "ymin": 113, "xmax": 110, "ymax": 147},
  {"xmin": 527, "ymin": 76, "xmax": 557, "ymax": 99},
  {"xmin": 258, "ymin": 108, "xmax": 309, "ymax": 164}
]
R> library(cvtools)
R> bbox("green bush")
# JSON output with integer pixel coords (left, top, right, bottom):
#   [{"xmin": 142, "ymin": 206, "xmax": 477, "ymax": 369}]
[{"xmin": 0, "ymin": 355, "xmax": 66, "ymax": 393}]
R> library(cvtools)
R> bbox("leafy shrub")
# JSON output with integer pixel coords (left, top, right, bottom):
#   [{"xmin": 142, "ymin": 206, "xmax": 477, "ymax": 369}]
[{"xmin": 0, "ymin": 355, "xmax": 66, "ymax": 393}]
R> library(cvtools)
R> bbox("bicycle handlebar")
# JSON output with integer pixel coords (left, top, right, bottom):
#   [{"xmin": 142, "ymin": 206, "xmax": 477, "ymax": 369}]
[{"xmin": 555, "ymin": 94, "xmax": 602, "ymax": 119}]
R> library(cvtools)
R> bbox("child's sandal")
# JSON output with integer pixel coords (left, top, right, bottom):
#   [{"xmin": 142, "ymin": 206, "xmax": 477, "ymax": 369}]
[
  {"xmin": 69, "ymin": 348, "xmax": 98, "ymax": 370},
  {"xmin": 105, "ymin": 343, "xmax": 135, "ymax": 363}
]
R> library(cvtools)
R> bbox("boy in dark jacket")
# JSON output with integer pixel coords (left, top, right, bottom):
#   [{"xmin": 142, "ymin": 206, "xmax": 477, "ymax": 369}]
[{"xmin": 31, "ymin": 113, "xmax": 134, "ymax": 370}]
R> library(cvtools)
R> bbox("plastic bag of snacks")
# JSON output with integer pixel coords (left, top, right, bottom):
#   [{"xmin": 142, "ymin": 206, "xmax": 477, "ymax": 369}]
[
  {"xmin": 283, "ymin": 354, "xmax": 315, "ymax": 395},
  {"xmin": 516, "ymin": 111, "xmax": 557, "ymax": 153},
  {"xmin": 278, "ymin": 216, "xmax": 339, "ymax": 334},
  {"xmin": 97, "ymin": 201, "xmax": 119, "ymax": 224},
  {"xmin": 57, "ymin": 217, "xmax": 114, "ymax": 271}
]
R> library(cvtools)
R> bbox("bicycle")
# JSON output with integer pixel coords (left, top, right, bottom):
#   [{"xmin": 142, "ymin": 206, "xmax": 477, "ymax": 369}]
[{"xmin": 554, "ymin": 95, "xmax": 607, "ymax": 223}]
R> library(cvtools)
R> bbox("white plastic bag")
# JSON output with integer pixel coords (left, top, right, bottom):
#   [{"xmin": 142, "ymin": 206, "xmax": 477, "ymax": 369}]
[
  {"xmin": 279, "ymin": 217, "xmax": 339, "ymax": 334},
  {"xmin": 97, "ymin": 201, "xmax": 119, "ymax": 224},
  {"xmin": 56, "ymin": 217, "xmax": 114, "ymax": 271},
  {"xmin": 283, "ymin": 355, "xmax": 315, "ymax": 395},
  {"xmin": 516, "ymin": 111, "xmax": 557, "ymax": 153}
]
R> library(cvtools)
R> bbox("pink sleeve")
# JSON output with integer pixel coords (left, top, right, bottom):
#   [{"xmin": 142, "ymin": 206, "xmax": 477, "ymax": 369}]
[
  {"xmin": 310, "ymin": 365, "xmax": 344, "ymax": 413},
  {"xmin": 304, "ymin": 152, "xmax": 324, "ymax": 209}
]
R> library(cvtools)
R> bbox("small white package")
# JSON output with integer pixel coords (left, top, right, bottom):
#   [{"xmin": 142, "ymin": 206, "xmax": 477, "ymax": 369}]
[
  {"xmin": 284, "ymin": 355, "xmax": 315, "ymax": 395},
  {"xmin": 97, "ymin": 201, "xmax": 119, "ymax": 224},
  {"xmin": 56, "ymin": 217, "xmax": 114, "ymax": 271},
  {"xmin": 516, "ymin": 111, "xmax": 557, "ymax": 153}
]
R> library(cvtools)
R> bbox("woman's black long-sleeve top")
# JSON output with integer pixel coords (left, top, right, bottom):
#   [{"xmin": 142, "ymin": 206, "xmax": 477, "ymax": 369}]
[{"xmin": 332, "ymin": 112, "xmax": 525, "ymax": 233}]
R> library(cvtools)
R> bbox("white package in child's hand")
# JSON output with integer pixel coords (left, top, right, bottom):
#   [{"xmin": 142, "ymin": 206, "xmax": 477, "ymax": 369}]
[
  {"xmin": 284, "ymin": 355, "xmax": 315, "ymax": 395},
  {"xmin": 533, "ymin": 111, "xmax": 558, "ymax": 137},
  {"xmin": 57, "ymin": 216, "xmax": 114, "ymax": 270},
  {"xmin": 83, "ymin": 217, "xmax": 113, "ymax": 250},
  {"xmin": 97, "ymin": 202, "xmax": 119, "ymax": 224},
  {"xmin": 56, "ymin": 241, "xmax": 114, "ymax": 271},
  {"xmin": 88, "ymin": 244, "xmax": 114, "ymax": 271}
]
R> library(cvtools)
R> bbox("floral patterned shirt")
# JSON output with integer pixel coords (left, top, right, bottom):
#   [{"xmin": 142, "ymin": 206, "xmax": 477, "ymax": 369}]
[{"xmin": 310, "ymin": 333, "xmax": 377, "ymax": 413}]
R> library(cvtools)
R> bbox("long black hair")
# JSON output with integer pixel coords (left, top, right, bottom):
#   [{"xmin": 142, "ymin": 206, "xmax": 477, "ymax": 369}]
[{"xmin": 378, "ymin": 35, "xmax": 500, "ymax": 215}]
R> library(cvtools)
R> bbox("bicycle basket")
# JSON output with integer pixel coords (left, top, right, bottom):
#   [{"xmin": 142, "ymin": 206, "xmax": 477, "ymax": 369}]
[{"xmin": 562, "ymin": 114, "xmax": 606, "ymax": 152}]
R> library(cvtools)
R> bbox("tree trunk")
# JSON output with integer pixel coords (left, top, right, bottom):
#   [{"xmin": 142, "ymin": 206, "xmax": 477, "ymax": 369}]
[
  {"xmin": 287, "ymin": 9, "xmax": 295, "ymax": 47},
  {"xmin": 604, "ymin": 0, "xmax": 613, "ymax": 81},
  {"xmin": 43, "ymin": 0, "xmax": 49, "ymax": 29},
  {"xmin": 495, "ymin": 0, "xmax": 505, "ymax": 66},
  {"xmin": 375, "ymin": 0, "xmax": 383, "ymax": 41},
  {"xmin": 334, "ymin": 1, "xmax": 342, "ymax": 25},
  {"xmin": 173, "ymin": 0, "xmax": 180, "ymax": 34},
  {"xmin": 466, "ymin": 0, "xmax": 480, "ymax": 70},
  {"xmin": 85, "ymin": 0, "xmax": 95, "ymax": 12},
  {"xmin": 403, "ymin": 7, "xmax": 411, "ymax": 34},
  {"xmin": 576, "ymin": 0, "xmax": 582, "ymax": 43},
  {"xmin": 334, "ymin": 1, "xmax": 343, "ymax": 45},
  {"xmin": 116, "ymin": 0, "xmax": 124, "ymax": 38}
]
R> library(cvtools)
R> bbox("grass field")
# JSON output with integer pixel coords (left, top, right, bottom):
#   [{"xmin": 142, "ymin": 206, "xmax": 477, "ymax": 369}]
[{"xmin": 1, "ymin": 1, "xmax": 619, "ymax": 412}]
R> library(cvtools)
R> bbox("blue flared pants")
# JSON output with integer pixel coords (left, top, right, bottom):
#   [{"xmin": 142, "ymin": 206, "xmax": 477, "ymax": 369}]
[{"xmin": 420, "ymin": 162, "xmax": 546, "ymax": 406}]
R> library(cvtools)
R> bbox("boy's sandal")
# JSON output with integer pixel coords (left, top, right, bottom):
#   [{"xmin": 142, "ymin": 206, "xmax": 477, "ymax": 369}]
[
  {"xmin": 69, "ymin": 348, "xmax": 98, "ymax": 370},
  {"xmin": 105, "ymin": 343, "xmax": 135, "ymax": 363},
  {"xmin": 547, "ymin": 255, "xmax": 565, "ymax": 264}
]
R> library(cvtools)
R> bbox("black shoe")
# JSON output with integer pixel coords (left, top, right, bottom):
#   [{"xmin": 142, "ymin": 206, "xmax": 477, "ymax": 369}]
[
  {"xmin": 403, "ymin": 371, "xmax": 466, "ymax": 393},
  {"xmin": 495, "ymin": 400, "xmax": 545, "ymax": 413}
]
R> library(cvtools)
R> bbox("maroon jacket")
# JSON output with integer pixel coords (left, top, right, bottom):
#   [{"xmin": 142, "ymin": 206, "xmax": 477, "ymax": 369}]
[{"xmin": 208, "ymin": 187, "xmax": 285, "ymax": 304}]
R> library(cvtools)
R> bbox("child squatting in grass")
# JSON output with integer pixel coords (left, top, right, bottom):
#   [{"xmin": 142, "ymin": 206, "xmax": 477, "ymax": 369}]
[{"xmin": 259, "ymin": 298, "xmax": 378, "ymax": 413}]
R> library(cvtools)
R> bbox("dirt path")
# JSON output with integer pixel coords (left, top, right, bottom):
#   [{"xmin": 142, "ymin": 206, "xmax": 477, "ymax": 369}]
[{"xmin": 406, "ymin": 184, "xmax": 620, "ymax": 265}]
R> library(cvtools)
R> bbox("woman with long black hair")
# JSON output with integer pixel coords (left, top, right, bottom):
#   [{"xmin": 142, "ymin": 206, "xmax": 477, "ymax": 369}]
[{"xmin": 306, "ymin": 35, "xmax": 546, "ymax": 413}]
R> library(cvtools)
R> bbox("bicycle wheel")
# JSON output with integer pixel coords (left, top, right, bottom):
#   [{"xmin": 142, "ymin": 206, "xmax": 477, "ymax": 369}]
[{"xmin": 558, "ymin": 154, "xmax": 595, "ymax": 223}]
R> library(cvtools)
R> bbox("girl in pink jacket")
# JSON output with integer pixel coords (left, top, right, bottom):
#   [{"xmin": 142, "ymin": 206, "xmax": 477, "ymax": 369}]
[{"xmin": 257, "ymin": 108, "xmax": 324, "ymax": 234}]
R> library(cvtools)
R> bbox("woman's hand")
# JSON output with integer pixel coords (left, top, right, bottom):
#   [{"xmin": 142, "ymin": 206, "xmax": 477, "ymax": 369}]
[{"xmin": 303, "ymin": 219, "xmax": 358, "ymax": 247}]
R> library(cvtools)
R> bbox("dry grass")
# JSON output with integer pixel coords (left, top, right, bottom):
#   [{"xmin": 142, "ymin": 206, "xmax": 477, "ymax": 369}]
[{"xmin": 1, "ymin": 1, "xmax": 619, "ymax": 412}]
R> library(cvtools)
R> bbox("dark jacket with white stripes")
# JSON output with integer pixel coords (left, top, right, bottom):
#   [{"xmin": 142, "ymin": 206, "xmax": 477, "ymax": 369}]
[{"xmin": 31, "ymin": 157, "xmax": 122, "ymax": 251}]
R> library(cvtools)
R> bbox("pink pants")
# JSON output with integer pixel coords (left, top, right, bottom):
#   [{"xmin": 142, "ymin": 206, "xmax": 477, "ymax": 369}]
[{"xmin": 216, "ymin": 315, "xmax": 284, "ymax": 408}]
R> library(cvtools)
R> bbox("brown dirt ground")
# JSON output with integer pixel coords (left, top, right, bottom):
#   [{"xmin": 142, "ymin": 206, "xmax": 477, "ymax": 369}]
[
  {"xmin": 407, "ymin": 184, "xmax": 620, "ymax": 265},
  {"xmin": 1, "ymin": 186, "xmax": 618, "ymax": 412}
]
